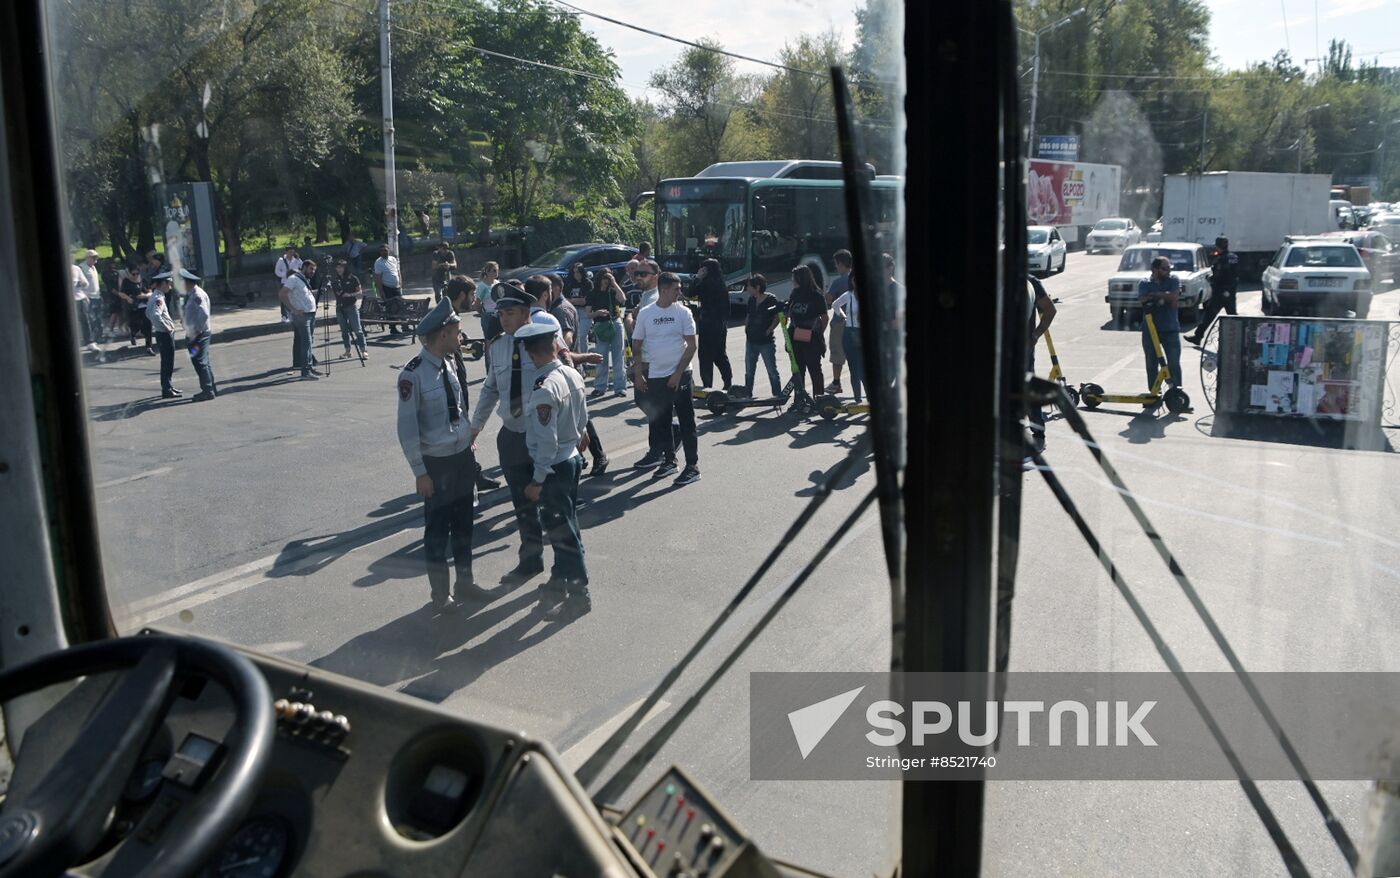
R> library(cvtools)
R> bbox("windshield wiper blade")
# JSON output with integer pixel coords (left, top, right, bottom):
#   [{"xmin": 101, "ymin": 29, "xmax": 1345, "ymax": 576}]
[
  {"xmin": 830, "ymin": 65, "xmax": 907, "ymax": 662},
  {"xmin": 1034, "ymin": 377, "xmax": 1357, "ymax": 871},
  {"xmin": 591, "ymin": 488, "xmax": 878, "ymax": 807},
  {"xmin": 573, "ymin": 438, "xmax": 873, "ymax": 791}
]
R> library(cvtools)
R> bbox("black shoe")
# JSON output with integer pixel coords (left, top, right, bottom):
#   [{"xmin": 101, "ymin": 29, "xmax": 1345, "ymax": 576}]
[
  {"xmin": 653, "ymin": 459, "xmax": 679, "ymax": 479},
  {"xmin": 146, "ymin": 347, "xmax": 158, "ymax": 357},
  {"xmin": 544, "ymin": 581, "xmax": 591, "ymax": 621},
  {"xmin": 476, "ymin": 474, "xmax": 501, "ymax": 491},
  {"xmin": 192, "ymin": 391, "xmax": 215, "ymax": 402},
  {"xmin": 673, "ymin": 465, "xmax": 701, "ymax": 487},
  {"xmin": 535, "ymin": 579, "xmax": 569, "ymax": 615},
  {"xmin": 589, "ymin": 388, "xmax": 607, "ymax": 399},
  {"xmin": 500, "ymin": 558, "xmax": 545, "ymax": 586},
  {"xmin": 589, "ymin": 456, "xmax": 609, "ymax": 477},
  {"xmin": 1185, "ymin": 334, "xmax": 1203, "ymax": 346},
  {"xmin": 634, "ymin": 451, "xmax": 665, "ymax": 469},
  {"xmin": 452, "ymin": 579, "xmax": 493, "ymax": 604},
  {"xmin": 161, "ymin": 388, "xmax": 183, "ymax": 398}
]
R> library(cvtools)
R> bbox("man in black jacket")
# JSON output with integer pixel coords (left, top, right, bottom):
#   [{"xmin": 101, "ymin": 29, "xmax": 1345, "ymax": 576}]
[{"xmin": 1186, "ymin": 236, "xmax": 1238, "ymax": 346}]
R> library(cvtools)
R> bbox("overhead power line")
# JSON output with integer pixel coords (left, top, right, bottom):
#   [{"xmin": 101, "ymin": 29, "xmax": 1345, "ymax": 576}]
[{"xmin": 545, "ymin": 0, "xmax": 826, "ymax": 80}]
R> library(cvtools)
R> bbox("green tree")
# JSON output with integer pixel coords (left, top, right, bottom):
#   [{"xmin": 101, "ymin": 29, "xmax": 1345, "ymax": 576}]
[
  {"xmin": 649, "ymin": 40, "xmax": 760, "ymax": 174},
  {"xmin": 749, "ymin": 32, "xmax": 848, "ymax": 161}
]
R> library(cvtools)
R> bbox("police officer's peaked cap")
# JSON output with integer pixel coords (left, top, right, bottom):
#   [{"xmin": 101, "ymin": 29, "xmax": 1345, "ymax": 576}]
[
  {"xmin": 150, "ymin": 270, "xmax": 173, "ymax": 281},
  {"xmin": 416, "ymin": 296, "xmax": 461, "ymax": 337},
  {"xmin": 177, "ymin": 268, "xmax": 200, "ymax": 282},
  {"xmin": 514, "ymin": 322, "xmax": 557, "ymax": 341},
  {"xmin": 491, "ymin": 282, "xmax": 533, "ymax": 309}
]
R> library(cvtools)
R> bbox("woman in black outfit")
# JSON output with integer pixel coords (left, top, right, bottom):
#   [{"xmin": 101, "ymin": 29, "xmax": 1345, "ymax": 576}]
[
  {"xmin": 786, "ymin": 264, "xmax": 828, "ymax": 409},
  {"xmin": 692, "ymin": 257, "xmax": 733, "ymax": 390},
  {"xmin": 118, "ymin": 263, "xmax": 153, "ymax": 352}
]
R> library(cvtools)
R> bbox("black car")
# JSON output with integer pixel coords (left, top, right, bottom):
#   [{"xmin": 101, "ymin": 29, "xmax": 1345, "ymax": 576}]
[{"xmin": 499, "ymin": 242, "xmax": 639, "ymax": 285}]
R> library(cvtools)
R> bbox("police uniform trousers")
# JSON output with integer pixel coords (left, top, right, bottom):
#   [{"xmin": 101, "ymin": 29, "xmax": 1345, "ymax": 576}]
[
  {"xmin": 1192, "ymin": 280, "xmax": 1237, "ymax": 338},
  {"xmin": 187, "ymin": 332, "xmax": 217, "ymax": 395},
  {"xmin": 422, "ymin": 446, "xmax": 477, "ymax": 601},
  {"xmin": 498, "ymin": 428, "xmax": 544, "ymax": 565},
  {"xmin": 155, "ymin": 331, "xmax": 176, "ymax": 392},
  {"xmin": 539, "ymin": 455, "xmax": 586, "ymax": 584}
]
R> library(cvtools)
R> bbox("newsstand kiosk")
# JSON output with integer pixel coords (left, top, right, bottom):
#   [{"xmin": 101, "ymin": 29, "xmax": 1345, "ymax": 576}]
[{"xmin": 1211, "ymin": 315, "xmax": 1390, "ymax": 450}]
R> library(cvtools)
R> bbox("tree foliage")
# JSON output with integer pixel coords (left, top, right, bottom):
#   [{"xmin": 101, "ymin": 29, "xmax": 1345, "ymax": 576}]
[{"xmin": 49, "ymin": 0, "xmax": 1400, "ymax": 267}]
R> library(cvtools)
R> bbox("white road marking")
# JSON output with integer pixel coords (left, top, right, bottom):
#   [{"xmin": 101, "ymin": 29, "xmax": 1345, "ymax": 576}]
[
  {"xmin": 1086, "ymin": 353, "xmax": 1138, "ymax": 389},
  {"xmin": 95, "ymin": 466, "xmax": 173, "ymax": 490},
  {"xmin": 247, "ymin": 641, "xmax": 306, "ymax": 655},
  {"xmin": 560, "ymin": 698, "xmax": 672, "ymax": 772}
]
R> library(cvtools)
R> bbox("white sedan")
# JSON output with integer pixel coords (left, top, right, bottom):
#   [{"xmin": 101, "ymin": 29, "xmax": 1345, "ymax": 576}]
[
  {"xmin": 1026, "ymin": 225, "xmax": 1066, "ymax": 276},
  {"xmin": 1104, "ymin": 243, "xmax": 1212, "ymax": 324},
  {"xmin": 1084, "ymin": 218, "xmax": 1143, "ymax": 253},
  {"xmin": 1261, "ymin": 238, "xmax": 1373, "ymax": 318}
]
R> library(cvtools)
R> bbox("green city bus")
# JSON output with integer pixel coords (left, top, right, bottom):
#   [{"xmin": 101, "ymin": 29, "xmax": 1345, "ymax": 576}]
[{"xmin": 644, "ymin": 160, "xmax": 903, "ymax": 301}]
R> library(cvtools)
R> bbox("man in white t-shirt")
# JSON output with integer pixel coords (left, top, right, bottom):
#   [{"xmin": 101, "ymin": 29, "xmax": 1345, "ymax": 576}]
[
  {"xmin": 631, "ymin": 271, "xmax": 700, "ymax": 486},
  {"xmin": 374, "ymin": 245, "xmax": 409, "ymax": 336}
]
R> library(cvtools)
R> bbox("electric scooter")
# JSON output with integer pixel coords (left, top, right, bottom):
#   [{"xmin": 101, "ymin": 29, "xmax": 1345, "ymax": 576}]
[
  {"xmin": 1078, "ymin": 313, "xmax": 1191, "ymax": 414},
  {"xmin": 1042, "ymin": 328, "xmax": 1079, "ymax": 407},
  {"xmin": 693, "ymin": 314, "xmax": 809, "ymax": 416}
]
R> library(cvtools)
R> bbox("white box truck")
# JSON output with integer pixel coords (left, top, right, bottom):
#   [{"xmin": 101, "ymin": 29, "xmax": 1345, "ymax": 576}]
[
  {"xmin": 1159, "ymin": 171, "xmax": 1332, "ymax": 278},
  {"xmin": 1026, "ymin": 159, "xmax": 1122, "ymax": 248}
]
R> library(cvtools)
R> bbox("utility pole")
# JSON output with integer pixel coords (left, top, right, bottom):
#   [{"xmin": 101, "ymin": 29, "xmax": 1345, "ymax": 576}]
[
  {"xmin": 1023, "ymin": 8, "xmax": 1085, "ymax": 158},
  {"xmin": 1199, "ymin": 108, "xmax": 1208, "ymax": 172},
  {"xmin": 379, "ymin": 0, "xmax": 398, "ymax": 258},
  {"xmin": 1028, "ymin": 29, "xmax": 1042, "ymax": 158}
]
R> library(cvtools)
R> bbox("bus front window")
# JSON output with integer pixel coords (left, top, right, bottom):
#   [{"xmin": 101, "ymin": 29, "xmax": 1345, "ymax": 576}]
[{"xmin": 655, "ymin": 181, "xmax": 747, "ymax": 275}]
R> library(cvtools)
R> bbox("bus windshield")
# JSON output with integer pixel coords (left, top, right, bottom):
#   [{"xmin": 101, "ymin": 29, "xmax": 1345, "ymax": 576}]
[{"xmin": 655, "ymin": 180, "xmax": 748, "ymax": 275}]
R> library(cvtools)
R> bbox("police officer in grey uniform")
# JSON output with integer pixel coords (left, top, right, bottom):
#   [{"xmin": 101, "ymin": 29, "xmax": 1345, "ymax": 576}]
[
  {"xmin": 517, "ymin": 322, "xmax": 591, "ymax": 619},
  {"xmin": 398, "ymin": 297, "xmax": 491, "ymax": 611},
  {"xmin": 470, "ymin": 283, "xmax": 550, "ymax": 586}
]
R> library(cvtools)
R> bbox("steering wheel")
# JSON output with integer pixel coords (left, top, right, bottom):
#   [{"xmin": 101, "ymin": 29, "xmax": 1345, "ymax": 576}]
[{"xmin": 0, "ymin": 635, "xmax": 274, "ymax": 877}]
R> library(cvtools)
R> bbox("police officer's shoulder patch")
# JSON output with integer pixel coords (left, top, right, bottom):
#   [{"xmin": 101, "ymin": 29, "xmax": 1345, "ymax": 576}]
[
  {"xmin": 404, "ymin": 355, "xmax": 422, "ymax": 372},
  {"xmin": 399, "ymin": 378, "xmax": 414, "ymax": 400},
  {"xmin": 536, "ymin": 404, "xmax": 552, "ymax": 426}
]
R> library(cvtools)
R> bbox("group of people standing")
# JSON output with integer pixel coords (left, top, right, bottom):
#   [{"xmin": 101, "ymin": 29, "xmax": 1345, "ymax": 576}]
[
  {"xmin": 70, "ymin": 248, "xmax": 218, "ymax": 401},
  {"xmin": 395, "ymin": 242, "xmax": 896, "ymax": 621}
]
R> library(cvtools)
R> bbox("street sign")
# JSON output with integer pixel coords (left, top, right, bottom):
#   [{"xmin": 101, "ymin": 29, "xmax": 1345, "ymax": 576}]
[
  {"xmin": 440, "ymin": 202, "xmax": 455, "ymax": 240},
  {"xmin": 1037, "ymin": 135, "xmax": 1079, "ymax": 161}
]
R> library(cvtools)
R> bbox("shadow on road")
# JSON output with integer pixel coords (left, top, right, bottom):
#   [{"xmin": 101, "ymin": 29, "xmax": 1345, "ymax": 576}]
[
  {"xmin": 309, "ymin": 586, "xmax": 561, "ymax": 697},
  {"xmin": 90, "ymin": 395, "xmax": 184, "ymax": 421},
  {"xmin": 1117, "ymin": 410, "xmax": 1189, "ymax": 444}
]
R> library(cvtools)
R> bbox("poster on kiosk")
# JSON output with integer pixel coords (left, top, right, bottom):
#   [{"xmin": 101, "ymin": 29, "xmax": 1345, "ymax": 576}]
[{"xmin": 156, "ymin": 182, "xmax": 220, "ymax": 280}]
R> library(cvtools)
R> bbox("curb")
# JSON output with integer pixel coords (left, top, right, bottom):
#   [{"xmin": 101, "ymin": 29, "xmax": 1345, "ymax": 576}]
[{"xmin": 87, "ymin": 316, "xmax": 337, "ymax": 364}]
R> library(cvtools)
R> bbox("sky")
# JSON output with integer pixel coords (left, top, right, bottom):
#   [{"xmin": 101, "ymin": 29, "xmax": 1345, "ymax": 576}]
[{"xmin": 566, "ymin": 0, "xmax": 1400, "ymax": 97}]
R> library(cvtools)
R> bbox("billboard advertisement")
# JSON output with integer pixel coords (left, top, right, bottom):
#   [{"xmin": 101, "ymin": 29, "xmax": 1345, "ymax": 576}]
[
  {"xmin": 156, "ymin": 182, "xmax": 219, "ymax": 279},
  {"xmin": 1027, "ymin": 160, "xmax": 1121, "ymax": 227},
  {"xmin": 1037, "ymin": 135, "xmax": 1079, "ymax": 161}
]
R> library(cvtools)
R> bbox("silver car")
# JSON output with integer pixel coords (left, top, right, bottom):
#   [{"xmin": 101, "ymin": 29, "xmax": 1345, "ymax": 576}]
[{"xmin": 1085, "ymin": 217, "xmax": 1143, "ymax": 254}]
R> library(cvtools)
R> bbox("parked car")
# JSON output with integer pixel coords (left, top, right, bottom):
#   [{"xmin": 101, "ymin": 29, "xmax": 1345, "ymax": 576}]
[
  {"xmin": 1084, "ymin": 217, "xmax": 1143, "ymax": 253},
  {"xmin": 1315, "ymin": 230, "xmax": 1399, "ymax": 286},
  {"xmin": 1261, "ymin": 237, "xmax": 1372, "ymax": 317},
  {"xmin": 1104, "ymin": 243, "xmax": 1212, "ymax": 324},
  {"xmin": 500, "ymin": 242, "xmax": 639, "ymax": 285},
  {"xmin": 1026, "ymin": 225, "xmax": 1066, "ymax": 276},
  {"xmin": 1366, "ymin": 213, "xmax": 1400, "ymax": 242}
]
